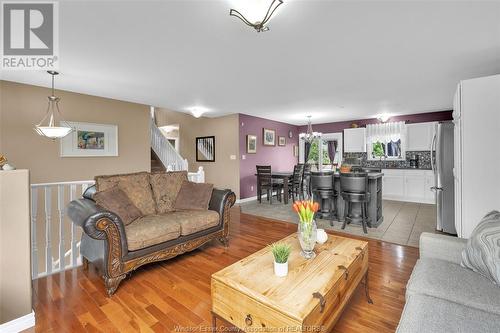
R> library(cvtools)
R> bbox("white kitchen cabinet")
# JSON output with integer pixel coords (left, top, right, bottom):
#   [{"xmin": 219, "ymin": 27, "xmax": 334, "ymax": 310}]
[
  {"xmin": 382, "ymin": 169, "xmax": 435, "ymax": 204},
  {"xmin": 406, "ymin": 122, "xmax": 436, "ymax": 151},
  {"xmin": 382, "ymin": 170, "xmax": 405, "ymax": 198},
  {"xmin": 344, "ymin": 128, "xmax": 366, "ymax": 152}
]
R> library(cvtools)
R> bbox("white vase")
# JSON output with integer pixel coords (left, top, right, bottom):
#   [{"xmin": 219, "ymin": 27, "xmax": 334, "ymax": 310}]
[{"xmin": 274, "ymin": 261, "xmax": 288, "ymax": 277}]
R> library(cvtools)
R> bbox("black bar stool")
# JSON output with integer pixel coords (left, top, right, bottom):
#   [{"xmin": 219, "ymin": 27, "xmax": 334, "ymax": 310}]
[
  {"xmin": 340, "ymin": 172, "xmax": 371, "ymax": 233},
  {"xmin": 310, "ymin": 171, "xmax": 337, "ymax": 226}
]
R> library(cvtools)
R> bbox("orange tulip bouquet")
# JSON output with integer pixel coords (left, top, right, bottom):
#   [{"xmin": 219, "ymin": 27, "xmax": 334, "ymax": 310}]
[{"xmin": 292, "ymin": 200, "xmax": 319, "ymax": 259}]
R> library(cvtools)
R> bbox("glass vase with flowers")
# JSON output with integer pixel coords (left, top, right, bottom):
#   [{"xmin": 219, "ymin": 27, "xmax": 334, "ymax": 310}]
[{"xmin": 292, "ymin": 200, "xmax": 319, "ymax": 259}]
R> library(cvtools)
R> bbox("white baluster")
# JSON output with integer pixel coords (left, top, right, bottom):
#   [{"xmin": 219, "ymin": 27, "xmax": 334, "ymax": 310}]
[
  {"xmin": 57, "ymin": 185, "xmax": 65, "ymax": 271},
  {"xmin": 44, "ymin": 186, "xmax": 52, "ymax": 275},
  {"xmin": 31, "ymin": 188, "xmax": 39, "ymax": 279},
  {"xmin": 70, "ymin": 184, "xmax": 78, "ymax": 267}
]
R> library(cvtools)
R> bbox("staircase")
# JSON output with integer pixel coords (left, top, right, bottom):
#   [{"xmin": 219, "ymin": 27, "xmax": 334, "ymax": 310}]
[{"xmin": 150, "ymin": 108, "xmax": 188, "ymax": 172}]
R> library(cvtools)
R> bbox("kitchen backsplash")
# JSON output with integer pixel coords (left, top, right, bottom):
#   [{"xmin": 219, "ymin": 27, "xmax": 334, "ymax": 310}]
[{"xmin": 343, "ymin": 151, "xmax": 432, "ymax": 169}]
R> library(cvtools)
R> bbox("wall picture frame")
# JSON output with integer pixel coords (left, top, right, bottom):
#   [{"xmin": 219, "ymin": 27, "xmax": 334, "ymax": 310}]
[
  {"xmin": 246, "ymin": 135, "xmax": 257, "ymax": 153},
  {"xmin": 278, "ymin": 136, "xmax": 286, "ymax": 146},
  {"xmin": 263, "ymin": 128, "xmax": 276, "ymax": 146},
  {"xmin": 60, "ymin": 122, "xmax": 118, "ymax": 157},
  {"xmin": 196, "ymin": 136, "xmax": 215, "ymax": 162}
]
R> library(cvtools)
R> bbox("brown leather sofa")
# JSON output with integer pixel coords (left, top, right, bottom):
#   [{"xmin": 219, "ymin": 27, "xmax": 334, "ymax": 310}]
[{"xmin": 67, "ymin": 171, "xmax": 236, "ymax": 296}]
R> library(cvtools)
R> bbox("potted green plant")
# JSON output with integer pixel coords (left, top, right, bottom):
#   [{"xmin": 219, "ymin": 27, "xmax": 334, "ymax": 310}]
[{"xmin": 270, "ymin": 242, "xmax": 291, "ymax": 277}]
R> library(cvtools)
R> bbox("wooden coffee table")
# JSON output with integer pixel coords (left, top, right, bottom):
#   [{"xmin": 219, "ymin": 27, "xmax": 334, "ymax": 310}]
[{"xmin": 211, "ymin": 233, "xmax": 372, "ymax": 331}]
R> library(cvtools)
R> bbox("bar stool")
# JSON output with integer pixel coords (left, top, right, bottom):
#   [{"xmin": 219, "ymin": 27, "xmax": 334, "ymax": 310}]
[
  {"xmin": 302, "ymin": 163, "xmax": 312, "ymax": 199},
  {"xmin": 340, "ymin": 172, "xmax": 371, "ymax": 234},
  {"xmin": 310, "ymin": 171, "xmax": 337, "ymax": 226}
]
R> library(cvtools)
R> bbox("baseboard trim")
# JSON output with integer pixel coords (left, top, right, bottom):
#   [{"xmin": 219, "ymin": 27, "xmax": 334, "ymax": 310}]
[
  {"xmin": 236, "ymin": 196, "xmax": 259, "ymax": 204},
  {"xmin": 0, "ymin": 311, "xmax": 35, "ymax": 333}
]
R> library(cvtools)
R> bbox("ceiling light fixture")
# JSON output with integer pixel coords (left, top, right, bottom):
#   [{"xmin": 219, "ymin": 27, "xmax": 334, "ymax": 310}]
[
  {"xmin": 229, "ymin": 0, "xmax": 283, "ymax": 32},
  {"xmin": 299, "ymin": 116, "xmax": 322, "ymax": 143},
  {"xmin": 188, "ymin": 106, "xmax": 210, "ymax": 118},
  {"xmin": 377, "ymin": 113, "xmax": 391, "ymax": 123},
  {"xmin": 34, "ymin": 71, "xmax": 74, "ymax": 140}
]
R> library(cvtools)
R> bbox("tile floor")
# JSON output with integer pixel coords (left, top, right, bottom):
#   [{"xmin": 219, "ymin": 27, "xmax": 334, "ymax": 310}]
[{"xmin": 239, "ymin": 199, "xmax": 441, "ymax": 247}]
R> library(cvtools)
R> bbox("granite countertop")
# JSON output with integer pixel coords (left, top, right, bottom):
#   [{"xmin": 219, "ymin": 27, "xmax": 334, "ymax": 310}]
[{"xmin": 314, "ymin": 171, "xmax": 384, "ymax": 179}]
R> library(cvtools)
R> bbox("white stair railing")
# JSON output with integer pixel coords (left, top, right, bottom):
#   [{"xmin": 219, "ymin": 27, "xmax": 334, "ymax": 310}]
[
  {"xmin": 31, "ymin": 180, "xmax": 94, "ymax": 279},
  {"xmin": 151, "ymin": 120, "xmax": 188, "ymax": 171}
]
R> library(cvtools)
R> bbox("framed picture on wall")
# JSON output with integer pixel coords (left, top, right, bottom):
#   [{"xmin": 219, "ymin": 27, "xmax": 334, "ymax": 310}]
[
  {"xmin": 263, "ymin": 128, "xmax": 276, "ymax": 146},
  {"xmin": 196, "ymin": 136, "xmax": 215, "ymax": 162},
  {"xmin": 278, "ymin": 136, "xmax": 286, "ymax": 146},
  {"xmin": 246, "ymin": 135, "xmax": 257, "ymax": 153},
  {"xmin": 60, "ymin": 122, "xmax": 118, "ymax": 157}
]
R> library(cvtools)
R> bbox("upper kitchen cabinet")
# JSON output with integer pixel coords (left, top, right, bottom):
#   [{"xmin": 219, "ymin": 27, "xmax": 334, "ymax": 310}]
[
  {"xmin": 344, "ymin": 128, "xmax": 366, "ymax": 152},
  {"xmin": 406, "ymin": 122, "xmax": 436, "ymax": 151}
]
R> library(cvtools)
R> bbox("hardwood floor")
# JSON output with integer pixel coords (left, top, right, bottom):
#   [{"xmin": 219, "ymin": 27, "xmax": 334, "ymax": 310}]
[{"xmin": 29, "ymin": 207, "xmax": 418, "ymax": 333}]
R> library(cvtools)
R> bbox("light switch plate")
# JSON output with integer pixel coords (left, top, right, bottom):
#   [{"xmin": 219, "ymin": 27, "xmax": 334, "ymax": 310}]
[
  {"xmin": 242, "ymin": 155, "xmax": 246, "ymax": 160},
  {"xmin": 230, "ymin": 155, "xmax": 236, "ymax": 160}
]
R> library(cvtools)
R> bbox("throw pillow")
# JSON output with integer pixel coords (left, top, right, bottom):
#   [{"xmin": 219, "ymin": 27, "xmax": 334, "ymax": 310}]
[
  {"xmin": 461, "ymin": 210, "xmax": 500, "ymax": 285},
  {"xmin": 174, "ymin": 181, "xmax": 214, "ymax": 211},
  {"xmin": 150, "ymin": 171, "xmax": 188, "ymax": 214},
  {"xmin": 95, "ymin": 172, "xmax": 157, "ymax": 215},
  {"xmin": 94, "ymin": 186, "xmax": 143, "ymax": 225}
]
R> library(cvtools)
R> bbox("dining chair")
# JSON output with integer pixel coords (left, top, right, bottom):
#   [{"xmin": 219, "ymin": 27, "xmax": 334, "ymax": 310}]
[
  {"xmin": 288, "ymin": 164, "xmax": 305, "ymax": 202},
  {"xmin": 302, "ymin": 163, "xmax": 312, "ymax": 199},
  {"xmin": 256, "ymin": 165, "xmax": 283, "ymax": 204}
]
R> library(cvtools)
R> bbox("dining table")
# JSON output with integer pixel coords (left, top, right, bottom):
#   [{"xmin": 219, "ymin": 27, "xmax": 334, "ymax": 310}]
[{"xmin": 254, "ymin": 171, "xmax": 293, "ymax": 204}]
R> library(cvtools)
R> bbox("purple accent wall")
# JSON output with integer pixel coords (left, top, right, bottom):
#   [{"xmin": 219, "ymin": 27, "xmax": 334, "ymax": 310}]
[
  {"xmin": 297, "ymin": 111, "xmax": 453, "ymax": 133},
  {"xmin": 239, "ymin": 114, "xmax": 299, "ymax": 199}
]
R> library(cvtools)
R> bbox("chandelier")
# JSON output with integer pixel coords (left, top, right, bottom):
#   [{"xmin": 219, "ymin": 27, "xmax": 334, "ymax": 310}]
[
  {"xmin": 34, "ymin": 71, "xmax": 74, "ymax": 140},
  {"xmin": 229, "ymin": 0, "xmax": 283, "ymax": 32},
  {"xmin": 299, "ymin": 116, "xmax": 322, "ymax": 143}
]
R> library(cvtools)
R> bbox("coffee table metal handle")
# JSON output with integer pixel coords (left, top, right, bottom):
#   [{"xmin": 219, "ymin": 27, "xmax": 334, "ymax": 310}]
[
  {"xmin": 355, "ymin": 246, "xmax": 364, "ymax": 260},
  {"xmin": 245, "ymin": 314, "xmax": 253, "ymax": 326},
  {"xmin": 312, "ymin": 292, "xmax": 326, "ymax": 313},
  {"xmin": 338, "ymin": 265, "xmax": 349, "ymax": 280}
]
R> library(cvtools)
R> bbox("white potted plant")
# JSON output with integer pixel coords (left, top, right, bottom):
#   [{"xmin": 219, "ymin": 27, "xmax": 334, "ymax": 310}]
[{"xmin": 270, "ymin": 242, "xmax": 291, "ymax": 277}]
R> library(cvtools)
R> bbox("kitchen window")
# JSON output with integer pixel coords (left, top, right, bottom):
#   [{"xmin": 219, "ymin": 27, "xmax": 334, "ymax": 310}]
[{"xmin": 366, "ymin": 121, "xmax": 406, "ymax": 160}]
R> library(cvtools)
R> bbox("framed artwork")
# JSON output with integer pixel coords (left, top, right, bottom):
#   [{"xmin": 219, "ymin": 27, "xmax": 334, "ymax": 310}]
[
  {"xmin": 293, "ymin": 145, "xmax": 299, "ymax": 157},
  {"xmin": 60, "ymin": 122, "xmax": 118, "ymax": 157},
  {"xmin": 278, "ymin": 136, "xmax": 286, "ymax": 146},
  {"xmin": 263, "ymin": 128, "xmax": 276, "ymax": 146},
  {"xmin": 196, "ymin": 136, "xmax": 215, "ymax": 162},
  {"xmin": 246, "ymin": 135, "xmax": 257, "ymax": 153}
]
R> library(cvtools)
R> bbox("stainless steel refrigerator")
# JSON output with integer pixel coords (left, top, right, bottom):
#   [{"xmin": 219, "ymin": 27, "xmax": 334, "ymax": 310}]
[{"xmin": 431, "ymin": 121, "xmax": 456, "ymax": 234}]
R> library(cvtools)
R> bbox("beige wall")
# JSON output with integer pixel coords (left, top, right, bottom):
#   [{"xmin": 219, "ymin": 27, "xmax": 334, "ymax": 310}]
[
  {"xmin": 0, "ymin": 81, "xmax": 151, "ymax": 183},
  {"xmin": 0, "ymin": 170, "xmax": 32, "ymax": 324},
  {"xmin": 155, "ymin": 108, "xmax": 240, "ymax": 198}
]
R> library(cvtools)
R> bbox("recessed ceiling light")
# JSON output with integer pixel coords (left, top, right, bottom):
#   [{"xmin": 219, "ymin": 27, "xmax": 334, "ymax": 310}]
[
  {"xmin": 377, "ymin": 113, "xmax": 391, "ymax": 123},
  {"xmin": 187, "ymin": 106, "xmax": 211, "ymax": 118}
]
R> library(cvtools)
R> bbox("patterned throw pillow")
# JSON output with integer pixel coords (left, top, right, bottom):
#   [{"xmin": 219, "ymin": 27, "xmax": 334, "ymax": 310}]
[
  {"xmin": 461, "ymin": 210, "xmax": 500, "ymax": 285},
  {"xmin": 150, "ymin": 171, "xmax": 188, "ymax": 214},
  {"xmin": 95, "ymin": 172, "xmax": 157, "ymax": 216}
]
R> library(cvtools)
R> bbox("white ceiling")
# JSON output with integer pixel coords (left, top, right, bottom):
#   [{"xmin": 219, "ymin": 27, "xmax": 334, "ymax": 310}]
[{"xmin": 2, "ymin": 0, "xmax": 500, "ymax": 125}]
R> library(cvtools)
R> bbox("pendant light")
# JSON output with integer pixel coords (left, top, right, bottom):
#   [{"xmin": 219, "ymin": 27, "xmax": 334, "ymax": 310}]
[
  {"xmin": 299, "ymin": 116, "xmax": 322, "ymax": 143},
  {"xmin": 229, "ymin": 0, "xmax": 283, "ymax": 32},
  {"xmin": 34, "ymin": 71, "xmax": 73, "ymax": 139}
]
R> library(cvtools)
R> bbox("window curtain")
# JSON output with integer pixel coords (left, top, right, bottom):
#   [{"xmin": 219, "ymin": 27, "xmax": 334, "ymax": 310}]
[
  {"xmin": 304, "ymin": 141, "xmax": 311, "ymax": 163},
  {"xmin": 366, "ymin": 121, "xmax": 407, "ymax": 144},
  {"xmin": 327, "ymin": 140, "xmax": 337, "ymax": 164}
]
